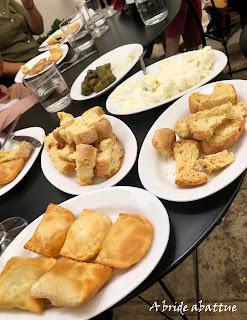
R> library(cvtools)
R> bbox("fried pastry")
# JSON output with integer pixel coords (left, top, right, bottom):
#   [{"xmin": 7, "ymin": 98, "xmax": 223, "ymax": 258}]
[
  {"xmin": 0, "ymin": 256, "xmax": 56, "ymax": 313},
  {"xmin": 0, "ymin": 141, "xmax": 34, "ymax": 164},
  {"xmin": 96, "ymin": 213, "xmax": 154, "ymax": 269},
  {"xmin": 24, "ymin": 203, "xmax": 76, "ymax": 257},
  {"xmin": 0, "ymin": 158, "xmax": 25, "ymax": 185},
  {"xmin": 31, "ymin": 258, "xmax": 112, "ymax": 307},
  {"xmin": 47, "ymin": 51, "xmax": 63, "ymax": 63},
  {"xmin": 60, "ymin": 209, "xmax": 112, "ymax": 261}
]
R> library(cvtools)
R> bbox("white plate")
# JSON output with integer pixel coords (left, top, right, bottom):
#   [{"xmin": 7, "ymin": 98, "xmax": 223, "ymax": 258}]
[
  {"xmin": 15, "ymin": 45, "xmax": 69, "ymax": 83},
  {"xmin": 41, "ymin": 115, "xmax": 137, "ymax": 195},
  {"xmin": 39, "ymin": 29, "xmax": 68, "ymax": 51},
  {"xmin": 138, "ymin": 79, "xmax": 247, "ymax": 202},
  {"xmin": 106, "ymin": 49, "xmax": 227, "ymax": 115},
  {"xmin": 0, "ymin": 186, "xmax": 170, "ymax": 320},
  {"xmin": 0, "ymin": 127, "xmax": 44, "ymax": 197},
  {"xmin": 70, "ymin": 44, "xmax": 143, "ymax": 101}
]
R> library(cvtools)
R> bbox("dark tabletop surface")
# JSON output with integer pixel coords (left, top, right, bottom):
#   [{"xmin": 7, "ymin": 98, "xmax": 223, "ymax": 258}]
[{"xmin": 0, "ymin": 0, "xmax": 245, "ymax": 309}]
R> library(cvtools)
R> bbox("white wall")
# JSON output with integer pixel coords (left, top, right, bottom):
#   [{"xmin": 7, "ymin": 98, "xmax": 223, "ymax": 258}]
[{"xmin": 17, "ymin": 0, "xmax": 77, "ymax": 34}]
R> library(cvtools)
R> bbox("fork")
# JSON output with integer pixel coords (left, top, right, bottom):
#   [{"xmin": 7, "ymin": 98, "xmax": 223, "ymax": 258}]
[{"xmin": 0, "ymin": 114, "xmax": 21, "ymax": 150}]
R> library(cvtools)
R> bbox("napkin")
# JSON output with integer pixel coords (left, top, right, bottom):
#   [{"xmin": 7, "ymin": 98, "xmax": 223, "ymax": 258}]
[{"xmin": 0, "ymin": 95, "xmax": 38, "ymax": 132}]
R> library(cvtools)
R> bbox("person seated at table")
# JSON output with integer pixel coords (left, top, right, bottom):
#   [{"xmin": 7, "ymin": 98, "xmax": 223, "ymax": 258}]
[
  {"xmin": 164, "ymin": 0, "xmax": 202, "ymax": 57},
  {"xmin": 0, "ymin": 0, "xmax": 44, "ymax": 77}
]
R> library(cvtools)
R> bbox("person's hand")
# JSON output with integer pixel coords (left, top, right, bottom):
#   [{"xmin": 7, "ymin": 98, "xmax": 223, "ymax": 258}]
[
  {"xmin": 8, "ymin": 84, "xmax": 32, "ymax": 100},
  {"xmin": 0, "ymin": 85, "xmax": 10, "ymax": 103},
  {"xmin": 21, "ymin": 0, "xmax": 34, "ymax": 10}
]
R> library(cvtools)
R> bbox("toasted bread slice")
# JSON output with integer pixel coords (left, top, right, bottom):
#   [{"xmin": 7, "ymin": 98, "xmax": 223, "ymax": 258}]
[
  {"xmin": 189, "ymin": 83, "xmax": 237, "ymax": 113},
  {"xmin": 201, "ymin": 119, "xmax": 245, "ymax": 154},
  {"xmin": 196, "ymin": 150, "xmax": 234, "ymax": 173},
  {"xmin": 57, "ymin": 112, "xmax": 75, "ymax": 128},
  {"xmin": 44, "ymin": 133, "xmax": 58, "ymax": 151},
  {"xmin": 82, "ymin": 107, "xmax": 112, "ymax": 141},
  {"xmin": 174, "ymin": 140, "xmax": 208, "ymax": 186},
  {"xmin": 175, "ymin": 102, "xmax": 247, "ymax": 141},
  {"xmin": 95, "ymin": 135, "xmax": 124, "ymax": 179},
  {"xmin": 0, "ymin": 158, "xmax": 25, "ymax": 185},
  {"xmin": 48, "ymin": 145, "xmax": 76, "ymax": 175},
  {"xmin": 152, "ymin": 128, "xmax": 176, "ymax": 159},
  {"xmin": 75, "ymin": 144, "xmax": 97, "ymax": 185}
]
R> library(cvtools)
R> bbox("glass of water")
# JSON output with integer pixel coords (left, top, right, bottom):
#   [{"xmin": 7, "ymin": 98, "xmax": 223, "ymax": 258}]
[
  {"xmin": 60, "ymin": 12, "xmax": 94, "ymax": 52},
  {"xmin": 23, "ymin": 63, "xmax": 71, "ymax": 113},
  {"xmin": 84, "ymin": 0, "xmax": 110, "ymax": 38},
  {"xmin": 135, "ymin": 0, "xmax": 168, "ymax": 26}
]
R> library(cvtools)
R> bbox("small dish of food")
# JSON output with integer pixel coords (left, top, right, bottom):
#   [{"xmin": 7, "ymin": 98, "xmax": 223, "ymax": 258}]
[
  {"xmin": 70, "ymin": 44, "xmax": 143, "ymax": 101},
  {"xmin": 39, "ymin": 29, "xmax": 67, "ymax": 51},
  {"xmin": 41, "ymin": 107, "xmax": 137, "ymax": 195},
  {"xmin": 0, "ymin": 127, "xmax": 44, "ymax": 197},
  {"xmin": 15, "ymin": 45, "xmax": 69, "ymax": 83}
]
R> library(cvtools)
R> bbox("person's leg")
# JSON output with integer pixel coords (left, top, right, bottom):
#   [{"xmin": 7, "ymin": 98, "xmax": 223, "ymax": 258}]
[
  {"xmin": 164, "ymin": 0, "xmax": 188, "ymax": 57},
  {"xmin": 182, "ymin": 0, "xmax": 202, "ymax": 51}
]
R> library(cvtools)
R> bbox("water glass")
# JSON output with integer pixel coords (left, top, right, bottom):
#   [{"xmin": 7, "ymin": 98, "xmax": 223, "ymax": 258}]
[
  {"xmin": 23, "ymin": 63, "xmax": 71, "ymax": 113},
  {"xmin": 0, "ymin": 217, "xmax": 28, "ymax": 254},
  {"xmin": 102, "ymin": 0, "xmax": 117, "ymax": 18},
  {"xmin": 135, "ymin": 0, "xmax": 168, "ymax": 26},
  {"xmin": 60, "ymin": 12, "xmax": 94, "ymax": 52},
  {"xmin": 84, "ymin": 0, "xmax": 110, "ymax": 38}
]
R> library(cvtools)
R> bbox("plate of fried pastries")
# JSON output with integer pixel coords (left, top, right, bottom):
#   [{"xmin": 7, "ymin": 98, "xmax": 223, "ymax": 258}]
[
  {"xmin": 15, "ymin": 44, "xmax": 69, "ymax": 83},
  {"xmin": 41, "ymin": 107, "xmax": 137, "ymax": 195},
  {"xmin": 0, "ymin": 127, "xmax": 44, "ymax": 197},
  {"xmin": 0, "ymin": 186, "xmax": 170, "ymax": 319},
  {"xmin": 139, "ymin": 80, "xmax": 247, "ymax": 202},
  {"xmin": 39, "ymin": 29, "xmax": 68, "ymax": 51}
]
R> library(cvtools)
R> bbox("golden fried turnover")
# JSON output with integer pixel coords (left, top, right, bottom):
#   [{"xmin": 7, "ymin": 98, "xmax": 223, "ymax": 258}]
[
  {"xmin": 60, "ymin": 209, "xmax": 112, "ymax": 261},
  {"xmin": 0, "ymin": 141, "xmax": 34, "ymax": 164},
  {"xmin": 96, "ymin": 213, "xmax": 154, "ymax": 269},
  {"xmin": 47, "ymin": 51, "xmax": 63, "ymax": 63},
  {"xmin": 0, "ymin": 256, "xmax": 56, "ymax": 313},
  {"xmin": 31, "ymin": 258, "xmax": 112, "ymax": 307},
  {"xmin": 24, "ymin": 204, "xmax": 76, "ymax": 257},
  {"xmin": 0, "ymin": 158, "xmax": 25, "ymax": 185}
]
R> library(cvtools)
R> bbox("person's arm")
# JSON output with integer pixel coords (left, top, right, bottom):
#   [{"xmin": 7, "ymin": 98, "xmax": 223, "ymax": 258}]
[
  {"xmin": 21, "ymin": 0, "xmax": 44, "ymax": 35},
  {"xmin": 2, "ymin": 61, "xmax": 23, "ymax": 77}
]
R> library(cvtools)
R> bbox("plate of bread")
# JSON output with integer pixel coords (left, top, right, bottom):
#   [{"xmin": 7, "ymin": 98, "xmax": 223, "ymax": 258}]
[
  {"xmin": 41, "ymin": 107, "xmax": 137, "ymax": 195},
  {"xmin": 15, "ymin": 44, "xmax": 69, "ymax": 83},
  {"xmin": 0, "ymin": 127, "xmax": 44, "ymax": 197},
  {"xmin": 0, "ymin": 186, "xmax": 170, "ymax": 319},
  {"xmin": 138, "ymin": 80, "xmax": 247, "ymax": 202},
  {"xmin": 106, "ymin": 47, "xmax": 227, "ymax": 115}
]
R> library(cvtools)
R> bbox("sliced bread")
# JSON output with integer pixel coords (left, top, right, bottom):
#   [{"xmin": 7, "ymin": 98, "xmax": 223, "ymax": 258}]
[
  {"xmin": 95, "ymin": 135, "xmax": 124, "ymax": 179},
  {"xmin": 174, "ymin": 140, "xmax": 208, "ymax": 186},
  {"xmin": 196, "ymin": 150, "xmax": 234, "ymax": 173},
  {"xmin": 75, "ymin": 144, "xmax": 97, "ymax": 185},
  {"xmin": 189, "ymin": 83, "xmax": 237, "ymax": 113}
]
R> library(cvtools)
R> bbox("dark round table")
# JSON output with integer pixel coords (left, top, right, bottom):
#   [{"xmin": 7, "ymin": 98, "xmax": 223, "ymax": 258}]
[{"xmin": 0, "ymin": 0, "xmax": 245, "ymax": 316}]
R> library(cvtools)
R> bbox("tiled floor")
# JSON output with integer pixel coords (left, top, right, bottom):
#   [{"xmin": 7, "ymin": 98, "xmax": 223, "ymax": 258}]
[{"xmin": 112, "ymin": 27, "xmax": 247, "ymax": 320}]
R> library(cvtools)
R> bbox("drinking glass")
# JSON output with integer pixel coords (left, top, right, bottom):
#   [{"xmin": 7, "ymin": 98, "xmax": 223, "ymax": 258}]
[
  {"xmin": 135, "ymin": 0, "xmax": 168, "ymax": 26},
  {"xmin": 23, "ymin": 63, "xmax": 71, "ymax": 113},
  {"xmin": 84, "ymin": 0, "xmax": 110, "ymax": 38},
  {"xmin": 0, "ymin": 217, "xmax": 28, "ymax": 254},
  {"xmin": 102, "ymin": 0, "xmax": 117, "ymax": 18},
  {"xmin": 60, "ymin": 12, "xmax": 94, "ymax": 52}
]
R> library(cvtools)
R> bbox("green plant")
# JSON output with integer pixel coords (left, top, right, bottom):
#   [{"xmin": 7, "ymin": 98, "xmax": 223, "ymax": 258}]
[{"xmin": 37, "ymin": 18, "xmax": 64, "ymax": 44}]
